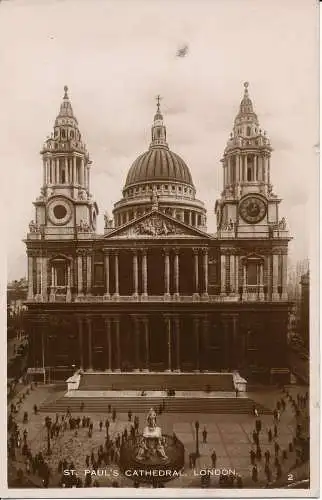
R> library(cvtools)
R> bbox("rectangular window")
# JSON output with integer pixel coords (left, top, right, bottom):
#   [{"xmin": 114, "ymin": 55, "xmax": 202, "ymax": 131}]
[
  {"xmin": 56, "ymin": 263, "xmax": 66, "ymax": 286},
  {"xmin": 94, "ymin": 264, "xmax": 104, "ymax": 285},
  {"xmin": 247, "ymin": 262, "xmax": 258, "ymax": 285}
]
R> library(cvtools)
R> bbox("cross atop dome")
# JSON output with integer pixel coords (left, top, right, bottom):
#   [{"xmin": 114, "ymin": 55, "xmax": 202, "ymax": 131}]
[
  {"xmin": 156, "ymin": 94, "xmax": 162, "ymax": 113},
  {"xmin": 63, "ymin": 85, "xmax": 69, "ymax": 99}
]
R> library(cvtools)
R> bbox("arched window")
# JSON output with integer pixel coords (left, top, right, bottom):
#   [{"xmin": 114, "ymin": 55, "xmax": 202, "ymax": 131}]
[{"xmin": 246, "ymin": 126, "xmax": 251, "ymax": 136}]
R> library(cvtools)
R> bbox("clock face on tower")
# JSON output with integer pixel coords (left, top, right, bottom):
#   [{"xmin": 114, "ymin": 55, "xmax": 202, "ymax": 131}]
[
  {"xmin": 239, "ymin": 196, "xmax": 267, "ymax": 224},
  {"xmin": 47, "ymin": 197, "xmax": 72, "ymax": 225}
]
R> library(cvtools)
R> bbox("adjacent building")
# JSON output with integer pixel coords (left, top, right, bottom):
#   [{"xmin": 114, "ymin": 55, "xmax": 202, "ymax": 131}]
[{"xmin": 24, "ymin": 83, "xmax": 292, "ymax": 383}]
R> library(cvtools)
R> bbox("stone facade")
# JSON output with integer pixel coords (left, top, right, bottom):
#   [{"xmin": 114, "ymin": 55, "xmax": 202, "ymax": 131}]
[{"xmin": 24, "ymin": 83, "xmax": 292, "ymax": 383}]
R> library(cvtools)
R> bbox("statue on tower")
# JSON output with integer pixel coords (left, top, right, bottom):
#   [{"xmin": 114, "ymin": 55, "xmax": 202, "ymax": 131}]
[{"xmin": 104, "ymin": 211, "xmax": 113, "ymax": 229}]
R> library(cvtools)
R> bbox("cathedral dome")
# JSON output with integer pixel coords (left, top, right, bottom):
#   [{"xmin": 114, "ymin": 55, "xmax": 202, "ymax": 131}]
[{"xmin": 125, "ymin": 148, "xmax": 193, "ymax": 188}]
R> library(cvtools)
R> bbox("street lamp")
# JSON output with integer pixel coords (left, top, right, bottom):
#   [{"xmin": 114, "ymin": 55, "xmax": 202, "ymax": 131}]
[{"xmin": 195, "ymin": 420, "xmax": 200, "ymax": 457}]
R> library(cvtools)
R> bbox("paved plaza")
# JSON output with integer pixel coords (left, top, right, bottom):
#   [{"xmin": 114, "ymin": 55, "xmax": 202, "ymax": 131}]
[{"xmin": 8, "ymin": 384, "xmax": 309, "ymax": 488}]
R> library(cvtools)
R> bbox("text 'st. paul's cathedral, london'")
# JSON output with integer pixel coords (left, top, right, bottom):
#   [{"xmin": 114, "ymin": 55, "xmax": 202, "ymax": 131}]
[{"xmin": 25, "ymin": 83, "xmax": 291, "ymax": 384}]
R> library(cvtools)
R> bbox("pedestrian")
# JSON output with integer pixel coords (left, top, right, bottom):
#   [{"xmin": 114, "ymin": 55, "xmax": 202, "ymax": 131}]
[
  {"xmin": 250, "ymin": 449, "xmax": 256, "ymax": 465},
  {"xmin": 277, "ymin": 410, "xmax": 281, "ymax": 422},
  {"xmin": 33, "ymin": 404, "xmax": 38, "ymax": 415},
  {"xmin": 282, "ymin": 449, "xmax": 287, "ymax": 460},
  {"xmin": 264, "ymin": 449, "xmax": 270, "ymax": 464},
  {"xmin": 235, "ymin": 387, "xmax": 239, "ymax": 398},
  {"xmin": 211, "ymin": 450, "xmax": 217, "ymax": 468},
  {"xmin": 274, "ymin": 441, "xmax": 280, "ymax": 457},
  {"xmin": 274, "ymin": 424, "xmax": 278, "ymax": 437},
  {"xmin": 202, "ymin": 427, "xmax": 207, "ymax": 443},
  {"xmin": 128, "ymin": 410, "xmax": 132, "ymax": 422},
  {"xmin": 112, "ymin": 409, "xmax": 116, "ymax": 422},
  {"xmin": 268, "ymin": 428, "xmax": 272, "ymax": 442},
  {"xmin": 251, "ymin": 465, "xmax": 258, "ymax": 482},
  {"xmin": 99, "ymin": 421, "xmax": 103, "ymax": 432},
  {"xmin": 256, "ymin": 445, "xmax": 262, "ymax": 460},
  {"xmin": 254, "ymin": 407, "xmax": 259, "ymax": 417},
  {"xmin": 255, "ymin": 419, "xmax": 262, "ymax": 433},
  {"xmin": 252, "ymin": 430, "xmax": 258, "ymax": 444}
]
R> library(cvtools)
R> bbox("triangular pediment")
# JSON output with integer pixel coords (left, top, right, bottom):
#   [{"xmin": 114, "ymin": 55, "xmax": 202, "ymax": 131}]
[{"xmin": 104, "ymin": 210, "xmax": 210, "ymax": 239}]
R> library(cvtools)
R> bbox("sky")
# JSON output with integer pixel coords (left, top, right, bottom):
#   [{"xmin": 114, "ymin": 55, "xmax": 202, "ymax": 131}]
[{"xmin": 0, "ymin": 0, "xmax": 319, "ymax": 281}]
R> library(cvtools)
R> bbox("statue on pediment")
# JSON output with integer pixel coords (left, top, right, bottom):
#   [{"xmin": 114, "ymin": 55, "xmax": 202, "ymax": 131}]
[{"xmin": 134, "ymin": 216, "xmax": 180, "ymax": 236}]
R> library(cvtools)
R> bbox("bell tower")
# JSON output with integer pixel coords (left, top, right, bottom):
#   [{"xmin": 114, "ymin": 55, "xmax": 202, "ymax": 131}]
[
  {"xmin": 215, "ymin": 82, "xmax": 287, "ymax": 239},
  {"xmin": 31, "ymin": 86, "xmax": 98, "ymax": 239}
]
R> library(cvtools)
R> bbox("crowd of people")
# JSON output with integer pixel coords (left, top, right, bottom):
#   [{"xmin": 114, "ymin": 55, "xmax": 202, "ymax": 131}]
[
  {"xmin": 248, "ymin": 388, "xmax": 309, "ymax": 486},
  {"xmin": 8, "ymin": 383, "xmax": 309, "ymax": 489}
]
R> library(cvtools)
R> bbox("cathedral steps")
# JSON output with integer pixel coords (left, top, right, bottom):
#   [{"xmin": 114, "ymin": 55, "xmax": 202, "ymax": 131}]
[
  {"xmin": 78, "ymin": 372, "xmax": 235, "ymax": 392},
  {"xmin": 39, "ymin": 396, "xmax": 271, "ymax": 415}
]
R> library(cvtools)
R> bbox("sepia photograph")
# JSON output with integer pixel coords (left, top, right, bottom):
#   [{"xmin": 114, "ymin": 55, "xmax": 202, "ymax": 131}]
[{"xmin": 2, "ymin": 0, "xmax": 319, "ymax": 496}]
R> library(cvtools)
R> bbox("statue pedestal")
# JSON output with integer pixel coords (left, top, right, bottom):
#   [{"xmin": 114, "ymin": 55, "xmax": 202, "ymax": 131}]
[{"xmin": 143, "ymin": 426, "xmax": 162, "ymax": 439}]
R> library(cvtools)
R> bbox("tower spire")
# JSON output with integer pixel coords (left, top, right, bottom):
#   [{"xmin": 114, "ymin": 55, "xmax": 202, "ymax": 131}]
[{"xmin": 150, "ymin": 95, "xmax": 168, "ymax": 149}]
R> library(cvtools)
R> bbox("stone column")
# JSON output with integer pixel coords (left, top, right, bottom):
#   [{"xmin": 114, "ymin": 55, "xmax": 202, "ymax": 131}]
[
  {"xmin": 114, "ymin": 317, "xmax": 121, "ymax": 371},
  {"xmin": 193, "ymin": 248, "xmax": 199, "ymax": 298},
  {"xmin": 229, "ymin": 254, "xmax": 235, "ymax": 294},
  {"xmin": 35, "ymin": 256, "xmax": 42, "ymax": 300},
  {"xmin": 78, "ymin": 317, "xmax": 84, "ymax": 369},
  {"xmin": 193, "ymin": 317, "xmax": 200, "ymax": 372},
  {"xmin": 165, "ymin": 316, "xmax": 172, "ymax": 371},
  {"xmin": 235, "ymin": 255, "xmax": 240, "ymax": 293},
  {"xmin": 87, "ymin": 317, "xmax": 93, "ymax": 370},
  {"xmin": 259, "ymin": 262, "xmax": 265, "ymax": 300},
  {"xmin": 164, "ymin": 249, "xmax": 170, "ymax": 299},
  {"xmin": 133, "ymin": 317, "xmax": 140, "ymax": 371},
  {"xmin": 141, "ymin": 250, "xmax": 148, "ymax": 298},
  {"xmin": 220, "ymin": 254, "xmax": 226, "ymax": 296},
  {"xmin": 202, "ymin": 317, "xmax": 209, "ymax": 371},
  {"xmin": 27, "ymin": 254, "xmax": 34, "ymax": 300},
  {"xmin": 143, "ymin": 318, "xmax": 149, "ymax": 372},
  {"xmin": 189, "ymin": 211, "xmax": 192, "ymax": 226},
  {"xmin": 272, "ymin": 253, "xmax": 279, "ymax": 300},
  {"xmin": 105, "ymin": 318, "xmax": 112, "ymax": 372},
  {"xmin": 65, "ymin": 157, "xmax": 69, "ymax": 184},
  {"xmin": 174, "ymin": 317, "xmax": 180, "ymax": 372},
  {"xmin": 43, "ymin": 161, "xmax": 46, "ymax": 186},
  {"xmin": 73, "ymin": 155, "xmax": 77, "ymax": 184},
  {"xmin": 104, "ymin": 251, "xmax": 110, "ymax": 298},
  {"xmin": 242, "ymin": 262, "xmax": 247, "ymax": 300},
  {"xmin": 55, "ymin": 158, "xmax": 59, "ymax": 184},
  {"xmin": 114, "ymin": 252, "xmax": 120, "ymax": 297},
  {"xmin": 77, "ymin": 251, "xmax": 83, "ymax": 296},
  {"xmin": 174, "ymin": 249, "xmax": 180, "ymax": 298},
  {"xmin": 254, "ymin": 155, "xmax": 258, "ymax": 180},
  {"xmin": 202, "ymin": 248, "xmax": 209, "ymax": 298},
  {"xmin": 132, "ymin": 250, "xmax": 139, "ymax": 298},
  {"xmin": 49, "ymin": 265, "xmax": 55, "ymax": 302},
  {"xmin": 281, "ymin": 253, "xmax": 288, "ymax": 300},
  {"xmin": 80, "ymin": 158, "xmax": 84, "ymax": 186},
  {"xmin": 86, "ymin": 251, "xmax": 92, "ymax": 296},
  {"xmin": 66, "ymin": 263, "xmax": 71, "ymax": 302}
]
